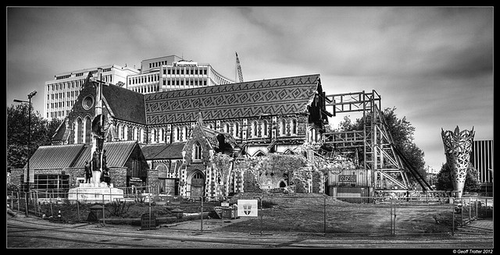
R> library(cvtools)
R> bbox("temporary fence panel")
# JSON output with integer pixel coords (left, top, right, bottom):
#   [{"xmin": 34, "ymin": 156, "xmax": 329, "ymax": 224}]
[{"xmin": 9, "ymin": 187, "xmax": 492, "ymax": 238}]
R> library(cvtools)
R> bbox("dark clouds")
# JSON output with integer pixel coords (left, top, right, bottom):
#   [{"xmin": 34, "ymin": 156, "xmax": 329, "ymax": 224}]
[{"xmin": 7, "ymin": 7, "xmax": 493, "ymax": 171}]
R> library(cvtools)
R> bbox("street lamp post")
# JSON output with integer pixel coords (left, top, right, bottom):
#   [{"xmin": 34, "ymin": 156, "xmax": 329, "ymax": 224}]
[{"xmin": 13, "ymin": 90, "xmax": 37, "ymax": 217}]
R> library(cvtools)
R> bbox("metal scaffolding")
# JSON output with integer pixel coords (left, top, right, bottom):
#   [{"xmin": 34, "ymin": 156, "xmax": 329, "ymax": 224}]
[{"xmin": 322, "ymin": 90, "xmax": 430, "ymax": 192}]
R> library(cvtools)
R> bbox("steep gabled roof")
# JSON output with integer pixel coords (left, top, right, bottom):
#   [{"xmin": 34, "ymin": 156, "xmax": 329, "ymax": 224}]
[
  {"xmin": 26, "ymin": 144, "xmax": 86, "ymax": 170},
  {"xmin": 141, "ymin": 142, "xmax": 186, "ymax": 160},
  {"xmin": 144, "ymin": 74, "xmax": 321, "ymax": 125},
  {"xmin": 73, "ymin": 141, "xmax": 139, "ymax": 168},
  {"xmin": 51, "ymin": 81, "xmax": 146, "ymax": 144},
  {"xmin": 102, "ymin": 84, "xmax": 146, "ymax": 124}
]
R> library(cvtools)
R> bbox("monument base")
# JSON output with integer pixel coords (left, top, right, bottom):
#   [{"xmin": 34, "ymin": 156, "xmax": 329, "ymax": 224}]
[
  {"xmin": 68, "ymin": 182, "xmax": 124, "ymax": 203},
  {"xmin": 453, "ymin": 181, "xmax": 465, "ymax": 199}
]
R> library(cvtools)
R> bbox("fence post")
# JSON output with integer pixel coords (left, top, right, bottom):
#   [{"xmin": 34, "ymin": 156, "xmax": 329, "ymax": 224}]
[
  {"xmin": 76, "ymin": 200, "xmax": 80, "ymax": 222},
  {"xmin": 475, "ymin": 200, "xmax": 479, "ymax": 219},
  {"xmin": 259, "ymin": 196, "xmax": 263, "ymax": 236},
  {"xmin": 200, "ymin": 196, "xmax": 204, "ymax": 232},
  {"xmin": 394, "ymin": 201, "xmax": 398, "ymax": 235},
  {"xmin": 452, "ymin": 204, "xmax": 455, "ymax": 236},
  {"xmin": 25, "ymin": 190, "xmax": 29, "ymax": 216},
  {"xmin": 392, "ymin": 200, "xmax": 396, "ymax": 236},
  {"xmin": 323, "ymin": 196, "xmax": 327, "ymax": 235},
  {"xmin": 148, "ymin": 192, "xmax": 152, "ymax": 230},
  {"xmin": 10, "ymin": 191, "xmax": 13, "ymax": 209},
  {"xmin": 102, "ymin": 194, "xmax": 105, "ymax": 226},
  {"xmin": 461, "ymin": 199, "xmax": 464, "ymax": 226},
  {"xmin": 469, "ymin": 201, "xmax": 471, "ymax": 222},
  {"xmin": 390, "ymin": 200, "xmax": 393, "ymax": 235},
  {"xmin": 33, "ymin": 192, "xmax": 37, "ymax": 216},
  {"xmin": 50, "ymin": 191, "xmax": 54, "ymax": 217}
]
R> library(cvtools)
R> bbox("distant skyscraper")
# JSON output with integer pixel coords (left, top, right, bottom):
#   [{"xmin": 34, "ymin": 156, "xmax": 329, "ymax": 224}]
[{"xmin": 470, "ymin": 139, "xmax": 493, "ymax": 185}]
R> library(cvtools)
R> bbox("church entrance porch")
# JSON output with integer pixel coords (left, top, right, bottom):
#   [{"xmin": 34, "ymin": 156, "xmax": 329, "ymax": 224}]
[{"xmin": 188, "ymin": 170, "xmax": 205, "ymax": 199}]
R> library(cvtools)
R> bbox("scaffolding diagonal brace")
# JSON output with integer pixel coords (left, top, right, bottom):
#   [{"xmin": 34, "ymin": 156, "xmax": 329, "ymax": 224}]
[{"xmin": 322, "ymin": 90, "xmax": 430, "ymax": 193}]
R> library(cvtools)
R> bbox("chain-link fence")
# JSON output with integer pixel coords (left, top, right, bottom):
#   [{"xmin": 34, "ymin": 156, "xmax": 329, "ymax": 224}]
[{"xmin": 7, "ymin": 188, "xmax": 493, "ymax": 236}]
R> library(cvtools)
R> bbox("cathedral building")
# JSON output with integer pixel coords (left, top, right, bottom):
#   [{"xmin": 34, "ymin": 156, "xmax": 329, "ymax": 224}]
[{"xmin": 14, "ymin": 72, "xmax": 331, "ymax": 199}]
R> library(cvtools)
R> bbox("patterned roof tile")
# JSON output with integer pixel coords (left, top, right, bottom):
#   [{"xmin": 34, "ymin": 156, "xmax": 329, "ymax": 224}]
[{"xmin": 144, "ymin": 74, "xmax": 320, "ymax": 125}]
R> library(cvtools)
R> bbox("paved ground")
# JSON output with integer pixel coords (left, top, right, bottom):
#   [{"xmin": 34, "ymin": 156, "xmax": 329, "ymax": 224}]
[{"xmin": 7, "ymin": 213, "xmax": 494, "ymax": 249}]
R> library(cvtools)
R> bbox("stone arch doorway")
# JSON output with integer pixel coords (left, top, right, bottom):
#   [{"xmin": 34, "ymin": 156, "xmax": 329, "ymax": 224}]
[{"xmin": 189, "ymin": 170, "xmax": 205, "ymax": 198}]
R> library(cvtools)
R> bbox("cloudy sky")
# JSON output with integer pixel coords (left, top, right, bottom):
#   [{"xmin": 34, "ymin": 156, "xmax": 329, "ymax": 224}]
[{"xmin": 7, "ymin": 6, "xmax": 493, "ymax": 171}]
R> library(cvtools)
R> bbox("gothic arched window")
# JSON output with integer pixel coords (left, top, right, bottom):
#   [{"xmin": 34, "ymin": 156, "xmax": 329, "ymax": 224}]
[
  {"xmin": 184, "ymin": 126, "xmax": 189, "ymax": 141},
  {"xmin": 253, "ymin": 121, "xmax": 258, "ymax": 137},
  {"xmin": 174, "ymin": 127, "xmax": 179, "ymax": 142},
  {"xmin": 262, "ymin": 120, "xmax": 268, "ymax": 137},
  {"xmin": 281, "ymin": 119, "xmax": 287, "ymax": 136},
  {"xmin": 76, "ymin": 117, "xmax": 83, "ymax": 143},
  {"xmin": 234, "ymin": 122, "xmax": 239, "ymax": 138},
  {"xmin": 292, "ymin": 119, "xmax": 298, "ymax": 135},
  {"xmin": 193, "ymin": 142, "xmax": 202, "ymax": 160}
]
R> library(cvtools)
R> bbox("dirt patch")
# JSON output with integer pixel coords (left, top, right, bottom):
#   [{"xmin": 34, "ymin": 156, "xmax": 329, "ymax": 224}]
[
  {"xmin": 222, "ymin": 194, "xmax": 454, "ymax": 236},
  {"xmin": 31, "ymin": 193, "xmax": 458, "ymax": 236}
]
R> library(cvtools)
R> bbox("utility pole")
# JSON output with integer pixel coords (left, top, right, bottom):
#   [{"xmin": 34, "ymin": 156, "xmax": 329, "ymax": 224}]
[{"xmin": 14, "ymin": 90, "xmax": 37, "ymax": 217}]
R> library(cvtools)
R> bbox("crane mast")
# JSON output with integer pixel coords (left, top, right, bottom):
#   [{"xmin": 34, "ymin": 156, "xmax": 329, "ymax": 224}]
[{"xmin": 235, "ymin": 52, "xmax": 244, "ymax": 83}]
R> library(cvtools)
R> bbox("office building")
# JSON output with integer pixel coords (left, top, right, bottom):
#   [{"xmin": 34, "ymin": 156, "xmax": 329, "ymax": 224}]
[
  {"xmin": 126, "ymin": 55, "xmax": 234, "ymax": 94},
  {"xmin": 44, "ymin": 65, "xmax": 140, "ymax": 119},
  {"xmin": 470, "ymin": 139, "xmax": 493, "ymax": 194}
]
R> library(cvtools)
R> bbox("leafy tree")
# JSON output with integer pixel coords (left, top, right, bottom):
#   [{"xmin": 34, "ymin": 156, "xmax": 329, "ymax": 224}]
[
  {"xmin": 435, "ymin": 162, "xmax": 480, "ymax": 192},
  {"xmin": 7, "ymin": 104, "xmax": 62, "ymax": 168},
  {"xmin": 337, "ymin": 107, "xmax": 427, "ymax": 185}
]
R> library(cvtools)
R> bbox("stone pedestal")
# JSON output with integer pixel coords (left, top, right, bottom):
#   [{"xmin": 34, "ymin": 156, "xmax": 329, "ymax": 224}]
[{"xmin": 68, "ymin": 182, "xmax": 124, "ymax": 203}]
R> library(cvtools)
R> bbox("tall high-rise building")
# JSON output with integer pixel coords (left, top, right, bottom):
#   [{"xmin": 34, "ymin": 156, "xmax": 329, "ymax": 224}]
[
  {"xmin": 126, "ymin": 55, "xmax": 234, "ymax": 94},
  {"xmin": 470, "ymin": 139, "xmax": 493, "ymax": 194},
  {"xmin": 44, "ymin": 64, "xmax": 140, "ymax": 119}
]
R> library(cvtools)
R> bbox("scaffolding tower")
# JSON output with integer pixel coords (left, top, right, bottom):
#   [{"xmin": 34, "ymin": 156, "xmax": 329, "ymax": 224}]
[{"xmin": 322, "ymin": 90, "xmax": 431, "ymax": 192}]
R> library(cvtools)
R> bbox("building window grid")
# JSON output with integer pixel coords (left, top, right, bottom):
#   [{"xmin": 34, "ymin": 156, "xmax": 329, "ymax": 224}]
[{"xmin": 29, "ymin": 174, "xmax": 70, "ymax": 191}]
